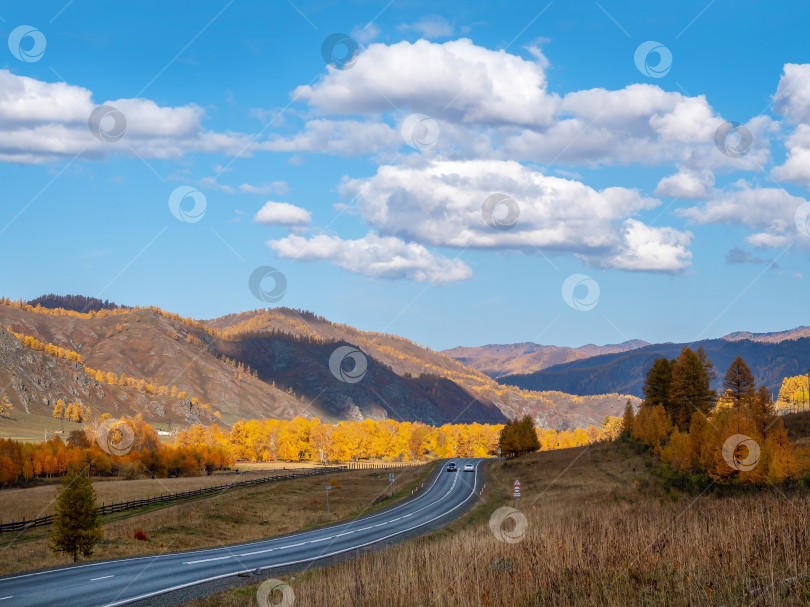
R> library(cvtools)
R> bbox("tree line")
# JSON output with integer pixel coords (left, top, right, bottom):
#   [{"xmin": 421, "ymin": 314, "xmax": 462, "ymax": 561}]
[
  {"xmin": 0, "ymin": 412, "xmax": 624, "ymax": 486},
  {"xmin": 0, "ymin": 414, "xmax": 233, "ymax": 486},
  {"xmin": 777, "ymin": 373, "xmax": 810, "ymax": 410}
]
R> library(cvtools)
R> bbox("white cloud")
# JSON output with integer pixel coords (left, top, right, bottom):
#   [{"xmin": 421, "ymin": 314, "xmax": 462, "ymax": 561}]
[
  {"xmin": 503, "ymin": 86, "xmax": 773, "ymax": 169},
  {"xmin": 293, "ymin": 38, "xmax": 559, "ymax": 127},
  {"xmin": 253, "ymin": 201, "xmax": 312, "ymax": 227},
  {"xmin": 239, "ymin": 181, "xmax": 289, "ymax": 195},
  {"xmin": 605, "ymin": 219, "xmax": 692, "ymax": 272},
  {"xmin": 772, "ymin": 124, "xmax": 810, "ymax": 185},
  {"xmin": 340, "ymin": 159, "xmax": 692, "ymax": 271},
  {"xmin": 397, "ymin": 15, "xmax": 455, "ymax": 39},
  {"xmin": 284, "ymin": 41, "xmax": 774, "ymax": 172},
  {"xmin": 774, "ymin": 63, "xmax": 810, "ymax": 125},
  {"xmin": 771, "ymin": 64, "xmax": 810, "ymax": 186},
  {"xmin": 0, "ymin": 69, "xmax": 255, "ymax": 164},
  {"xmin": 679, "ymin": 182, "xmax": 810, "ymax": 248},
  {"xmin": 268, "ymin": 232, "xmax": 472, "ymax": 283},
  {"xmin": 655, "ymin": 171, "xmax": 714, "ymax": 199}
]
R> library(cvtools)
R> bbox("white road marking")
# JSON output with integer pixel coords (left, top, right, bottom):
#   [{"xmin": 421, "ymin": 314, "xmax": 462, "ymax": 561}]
[
  {"xmin": 90, "ymin": 575, "xmax": 114, "ymax": 582},
  {"xmin": 0, "ymin": 596, "xmax": 13, "ymax": 601},
  {"xmin": 183, "ymin": 555, "xmax": 232, "ymax": 565}
]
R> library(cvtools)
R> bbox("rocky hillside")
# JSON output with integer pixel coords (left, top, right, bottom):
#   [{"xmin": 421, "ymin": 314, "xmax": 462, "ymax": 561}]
[{"xmin": 0, "ymin": 325, "xmax": 220, "ymax": 428}]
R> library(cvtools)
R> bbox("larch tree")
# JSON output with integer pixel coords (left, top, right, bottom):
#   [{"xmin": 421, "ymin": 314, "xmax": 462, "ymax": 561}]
[
  {"xmin": 642, "ymin": 358, "xmax": 673, "ymax": 409},
  {"xmin": 49, "ymin": 469, "xmax": 103, "ymax": 562},
  {"xmin": 0, "ymin": 396, "xmax": 12, "ymax": 419},
  {"xmin": 669, "ymin": 347, "xmax": 716, "ymax": 430},
  {"xmin": 621, "ymin": 401, "xmax": 636, "ymax": 436},
  {"xmin": 723, "ymin": 356, "xmax": 756, "ymax": 410}
]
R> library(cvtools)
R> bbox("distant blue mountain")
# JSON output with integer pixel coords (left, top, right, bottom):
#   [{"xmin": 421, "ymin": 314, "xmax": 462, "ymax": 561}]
[{"xmin": 499, "ymin": 335, "xmax": 810, "ymax": 398}]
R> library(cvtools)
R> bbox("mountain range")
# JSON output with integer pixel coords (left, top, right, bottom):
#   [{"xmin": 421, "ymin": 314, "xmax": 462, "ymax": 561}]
[
  {"xmin": 447, "ymin": 328, "xmax": 810, "ymax": 399},
  {"xmin": 442, "ymin": 340, "xmax": 650, "ymax": 378},
  {"xmin": 0, "ymin": 297, "xmax": 637, "ymax": 432}
]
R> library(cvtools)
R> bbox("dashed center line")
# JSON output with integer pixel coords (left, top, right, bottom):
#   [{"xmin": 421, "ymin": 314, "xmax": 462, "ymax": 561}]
[{"xmin": 90, "ymin": 576, "xmax": 114, "ymax": 582}]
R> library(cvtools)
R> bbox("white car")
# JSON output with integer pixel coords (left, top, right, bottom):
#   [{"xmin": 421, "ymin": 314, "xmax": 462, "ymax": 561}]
[{"xmin": 464, "ymin": 463, "xmax": 474, "ymax": 472}]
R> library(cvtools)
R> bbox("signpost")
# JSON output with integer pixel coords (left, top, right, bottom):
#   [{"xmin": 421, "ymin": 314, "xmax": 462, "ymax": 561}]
[
  {"xmin": 497, "ymin": 447, "xmax": 501, "ymax": 458},
  {"xmin": 326, "ymin": 485, "xmax": 333, "ymax": 521},
  {"xmin": 513, "ymin": 479, "xmax": 521, "ymax": 510},
  {"xmin": 389, "ymin": 473, "xmax": 395, "ymax": 497}
]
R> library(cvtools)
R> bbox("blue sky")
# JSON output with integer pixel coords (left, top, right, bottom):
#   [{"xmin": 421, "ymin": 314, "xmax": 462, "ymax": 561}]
[{"xmin": 1, "ymin": 0, "xmax": 809, "ymax": 350}]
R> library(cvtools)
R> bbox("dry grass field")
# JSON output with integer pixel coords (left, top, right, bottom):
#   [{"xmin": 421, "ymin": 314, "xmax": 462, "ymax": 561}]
[
  {"xmin": 0, "ymin": 461, "xmax": 420, "ymax": 522},
  {"xmin": 0, "ymin": 463, "xmax": 431, "ymax": 576},
  {"xmin": 191, "ymin": 441, "xmax": 810, "ymax": 607},
  {"xmin": 0, "ymin": 412, "xmax": 85, "ymax": 442},
  {"xmin": 0, "ymin": 469, "xmax": 296, "ymax": 522}
]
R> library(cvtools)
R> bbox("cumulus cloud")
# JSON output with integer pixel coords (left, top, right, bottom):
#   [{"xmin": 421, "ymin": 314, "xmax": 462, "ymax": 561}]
[
  {"xmin": 253, "ymin": 201, "xmax": 311, "ymax": 227},
  {"xmin": 604, "ymin": 220, "xmax": 692, "ymax": 272},
  {"xmin": 655, "ymin": 171, "xmax": 714, "ymax": 199},
  {"xmin": 0, "ymin": 69, "xmax": 255, "ymax": 164},
  {"xmin": 282, "ymin": 40, "xmax": 774, "ymax": 172},
  {"xmin": 267, "ymin": 232, "xmax": 472, "ymax": 283},
  {"xmin": 293, "ymin": 38, "xmax": 559, "ymax": 127},
  {"xmin": 772, "ymin": 123, "xmax": 810, "ymax": 185},
  {"xmin": 771, "ymin": 64, "xmax": 810, "ymax": 186},
  {"xmin": 503, "ymin": 87, "xmax": 774, "ymax": 169},
  {"xmin": 340, "ymin": 159, "xmax": 692, "ymax": 271},
  {"xmin": 679, "ymin": 182, "xmax": 810, "ymax": 248},
  {"xmin": 774, "ymin": 63, "xmax": 810, "ymax": 125}
]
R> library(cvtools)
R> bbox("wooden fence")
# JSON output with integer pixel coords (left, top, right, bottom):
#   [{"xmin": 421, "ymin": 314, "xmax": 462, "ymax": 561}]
[
  {"xmin": 345, "ymin": 461, "xmax": 423, "ymax": 470},
  {"xmin": 0, "ymin": 466, "xmax": 347, "ymax": 535}
]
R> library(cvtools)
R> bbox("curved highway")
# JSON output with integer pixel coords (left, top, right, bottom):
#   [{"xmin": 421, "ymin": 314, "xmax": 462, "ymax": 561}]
[{"xmin": 0, "ymin": 458, "xmax": 483, "ymax": 606}]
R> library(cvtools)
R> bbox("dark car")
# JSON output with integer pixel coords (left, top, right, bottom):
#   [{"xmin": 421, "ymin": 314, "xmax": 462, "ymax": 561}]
[{"xmin": 447, "ymin": 462, "xmax": 458, "ymax": 472}]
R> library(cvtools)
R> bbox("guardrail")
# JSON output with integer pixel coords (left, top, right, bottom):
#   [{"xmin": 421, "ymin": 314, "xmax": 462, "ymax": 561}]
[{"xmin": 0, "ymin": 466, "xmax": 347, "ymax": 535}]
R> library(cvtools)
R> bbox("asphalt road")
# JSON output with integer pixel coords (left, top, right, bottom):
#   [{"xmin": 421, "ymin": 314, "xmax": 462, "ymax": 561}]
[{"xmin": 0, "ymin": 458, "xmax": 483, "ymax": 606}]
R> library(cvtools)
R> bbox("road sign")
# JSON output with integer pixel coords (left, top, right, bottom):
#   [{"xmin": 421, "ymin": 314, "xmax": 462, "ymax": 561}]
[
  {"xmin": 389, "ymin": 473, "xmax": 394, "ymax": 483},
  {"xmin": 514, "ymin": 480, "xmax": 520, "ymax": 487},
  {"xmin": 513, "ymin": 491, "xmax": 521, "ymax": 497},
  {"xmin": 326, "ymin": 485, "xmax": 333, "ymax": 490}
]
